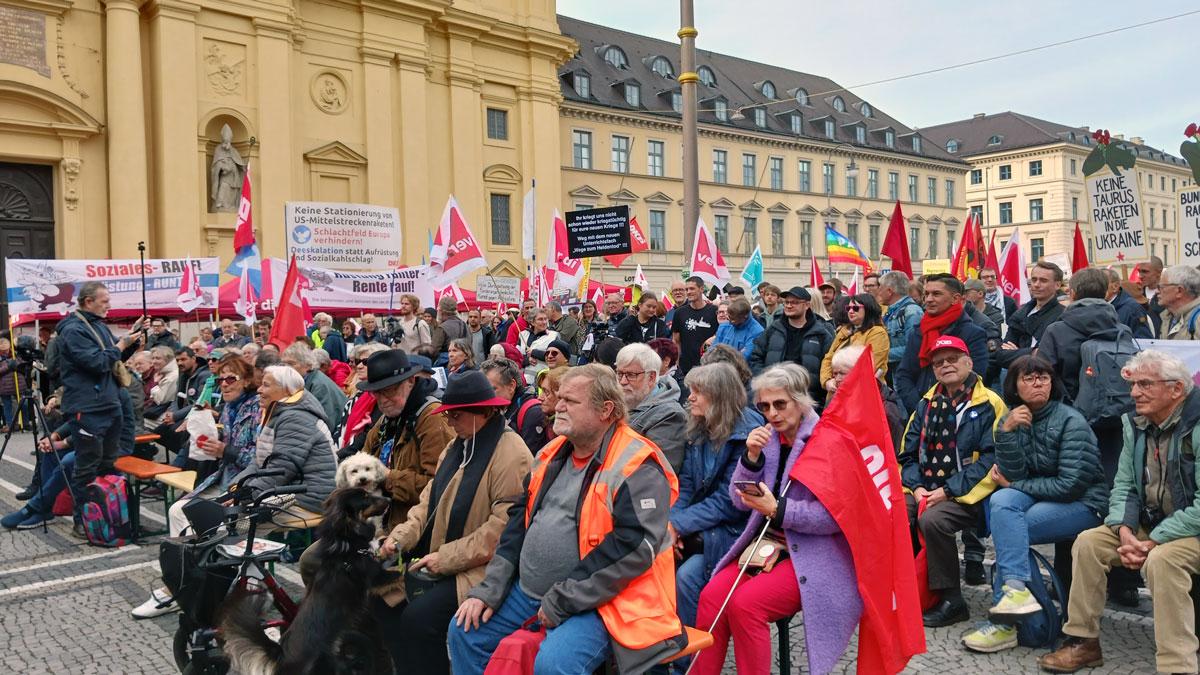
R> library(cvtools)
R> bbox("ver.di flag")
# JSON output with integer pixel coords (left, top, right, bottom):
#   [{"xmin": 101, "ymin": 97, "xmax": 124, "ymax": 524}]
[
  {"xmin": 549, "ymin": 210, "xmax": 584, "ymax": 290},
  {"xmin": 604, "ymin": 216, "xmax": 650, "ymax": 267},
  {"xmin": 176, "ymin": 256, "xmax": 204, "ymax": 312},
  {"xmin": 429, "ymin": 195, "xmax": 487, "ymax": 288},
  {"xmin": 740, "ymin": 245, "xmax": 764, "ymax": 291},
  {"xmin": 689, "ymin": 218, "xmax": 730, "ymax": 286},
  {"xmin": 998, "ymin": 227, "xmax": 1032, "ymax": 305},
  {"xmin": 224, "ymin": 169, "xmax": 262, "ymax": 293}
]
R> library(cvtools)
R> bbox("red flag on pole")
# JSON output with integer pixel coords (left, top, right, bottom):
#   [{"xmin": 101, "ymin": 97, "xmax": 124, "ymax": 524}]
[
  {"xmin": 998, "ymin": 228, "xmax": 1031, "ymax": 305},
  {"xmin": 689, "ymin": 218, "xmax": 730, "ymax": 286},
  {"xmin": 1071, "ymin": 222, "xmax": 1090, "ymax": 273},
  {"xmin": 950, "ymin": 212, "xmax": 973, "ymax": 280},
  {"xmin": 809, "ymin": 255, "xmax": 825, "ymax": 288},
  {"xmin": 881, "ymin": 200, "xmax": 913, "ymax": 279},
  {"xmin": 604, "ymin": 216, "xmax": 650, "ymax": 267},
  {"xmin": 429, "ymin": 196, "xmax": 487, "ymax": 287},
  {"xmin": 176, "ymin": 256, "xmax": 203, "ymax": 312},
  {"xmin": 268, "ymin": 256, "xmax": 307, "ymax": 350},
  {"xmin": 790, "ymin": 351, "xmax": 925, "ymax": 674},
  {"xmin": 984, "ymin": 232, "xmax": 1000, "ymax": 276}
]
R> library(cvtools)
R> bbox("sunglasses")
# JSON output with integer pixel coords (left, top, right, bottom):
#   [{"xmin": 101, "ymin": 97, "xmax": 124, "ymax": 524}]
[
  {"xmin": 217, "ymin": 375, "xmax": 241, "ymax": 386},
  {"xmin": 755, "ymin": 399, "xmax": 791, "ymax": 414},
  {"xmin": 847, "ymin": 303, "xmax": 863, "ymax": 311}
]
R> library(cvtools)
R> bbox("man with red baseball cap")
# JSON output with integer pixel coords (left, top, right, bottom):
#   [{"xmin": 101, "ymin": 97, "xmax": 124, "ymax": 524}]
[{"xmin": 898, "ymin": 333, "xmax": 1008, "ymax": 628}]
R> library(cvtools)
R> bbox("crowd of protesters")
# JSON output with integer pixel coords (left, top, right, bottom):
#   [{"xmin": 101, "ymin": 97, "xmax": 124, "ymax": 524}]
[{"xmin": 2, "ymin": 253, "xmax": 1198, "ymax": 674}]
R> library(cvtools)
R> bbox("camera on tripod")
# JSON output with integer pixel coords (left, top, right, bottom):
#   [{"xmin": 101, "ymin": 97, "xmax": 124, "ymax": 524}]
[{"xmin": 11, "ymin": 335, "xmax": 44, "ymax": 369}]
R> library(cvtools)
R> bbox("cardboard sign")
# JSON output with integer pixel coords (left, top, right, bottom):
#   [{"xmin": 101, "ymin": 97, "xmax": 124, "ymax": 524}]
[
  {"xmin": 920, "ymin": 258, "xmax": 951, "ymax": 275},
  {"xmin": 265, "ymin": 258, "xmax": 433, "ymax": 311},
  {"xmin": 474, "ymin": 275, "xmax": 523, "ymax": 304},
  {"xmin": 285, "ymin": 201, "xmax": 403, "ymax": 270},
  {"xmin": 564, "ymin": 205, "xmax": 632, "ymax": 259},
  {"xmin": 1179, "ymin": 188, "xmax": 1200, "ymax": 267},
  {"xmin": 1086, "ymin": 171, "xmax": 1147, "ymax": 264}
]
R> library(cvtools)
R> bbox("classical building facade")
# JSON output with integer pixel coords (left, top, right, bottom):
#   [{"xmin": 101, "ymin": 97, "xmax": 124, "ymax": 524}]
[
  {"xmin": 552, "ymin": 16, "xmax": 969, "ymax": 290},
  {"xmin": 922, "ymin": 112, "xmax": 1193, "ymax": 268}
]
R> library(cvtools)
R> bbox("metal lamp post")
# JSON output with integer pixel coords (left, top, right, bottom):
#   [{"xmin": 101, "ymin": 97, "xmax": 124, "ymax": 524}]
[{"xmin": 679, "ymin": 0, "xmax": 699, "ymax": 269}]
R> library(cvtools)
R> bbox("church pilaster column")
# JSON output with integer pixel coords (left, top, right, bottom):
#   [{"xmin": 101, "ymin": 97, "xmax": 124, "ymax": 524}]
[{"xmin": 102, "ymin": 0, "xmax": 152, "ymax": 256}]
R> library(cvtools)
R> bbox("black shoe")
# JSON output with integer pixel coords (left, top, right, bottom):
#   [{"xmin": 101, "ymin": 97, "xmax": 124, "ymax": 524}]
[
  {"xmin": 1109, "ymin": 587, "xmax": 1140, "ymax": 608},
  {"xmin": 923, "ymin": 598, "xmax": 969, "ymax": 627},
  {"xmin": 964, "ymin": 560, "xmax": 986, "ymax": 586},
  {"xmin": 14, "ymin": 485, "xmax": 37, "ymax": 501},
  {"xmin": 70, "ymin": 522, "xmax": 88, "ymax": 541}
]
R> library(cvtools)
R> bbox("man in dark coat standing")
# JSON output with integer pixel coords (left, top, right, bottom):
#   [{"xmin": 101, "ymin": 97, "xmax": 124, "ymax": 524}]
[
  {"xmin": 992, "ymin": 261, "xmax": 1065, "ymax": 373},
  {"xmin": 1104, "ymin": 268, "xmax": 1152, "ymax": 339}
]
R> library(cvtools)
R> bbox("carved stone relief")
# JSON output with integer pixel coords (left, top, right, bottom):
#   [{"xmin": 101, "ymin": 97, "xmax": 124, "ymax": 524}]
[
  {"xmin": 203, "ymin": 40, "xmax": 245, "ymax": 97},
  {"xmin": 310, "ymin": 70, "xmax": 349, "ymax": 115},
  {"xmin": 61, "ymin": 158, "xmax": 80, "ymax": 211}
]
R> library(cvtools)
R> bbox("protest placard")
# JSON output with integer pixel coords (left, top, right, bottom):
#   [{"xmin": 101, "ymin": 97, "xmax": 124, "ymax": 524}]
[
  {"xmin": 564, "ymin": 205, "xmax": 631, "ymax": 259},
  {"xmin": 285, "ymin": 201, "xmax": 403, "ymax": 270},
  {"xmin": 474, "ymin": 275, "xmax": 523, "ymax": 304},
  {"xmin": 1086, "ymin": 170, "xmax": 1147, "ymax": 264},
  {"xmin": 1179, "ymin": 188, "xmax": 1200, "ymax": 266}
]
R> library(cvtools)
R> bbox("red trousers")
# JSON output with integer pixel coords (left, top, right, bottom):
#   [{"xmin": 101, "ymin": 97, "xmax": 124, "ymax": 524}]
[{"xmin": 690, "ymin": 559, "xmax": 802, "ymax": 674}]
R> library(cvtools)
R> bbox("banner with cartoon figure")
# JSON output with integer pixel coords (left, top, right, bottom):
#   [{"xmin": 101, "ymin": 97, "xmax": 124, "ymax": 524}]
[{"xmin": 5, "ymin": 258, "xmax": 220, "ymax": 324}]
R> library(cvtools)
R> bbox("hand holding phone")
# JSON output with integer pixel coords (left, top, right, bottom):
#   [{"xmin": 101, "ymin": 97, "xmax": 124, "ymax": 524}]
[{"xmin": 734, "ymin": 480, "xmax": 765, "ymax": 497}]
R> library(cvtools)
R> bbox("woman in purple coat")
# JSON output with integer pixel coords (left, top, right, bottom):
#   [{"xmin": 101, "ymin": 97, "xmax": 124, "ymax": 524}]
[{"xmin": 691, "ymin": 363, "xmax": 862, "ymax": 675}]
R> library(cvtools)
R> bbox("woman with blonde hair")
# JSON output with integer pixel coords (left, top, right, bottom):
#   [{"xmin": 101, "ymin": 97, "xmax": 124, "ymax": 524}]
[{"xmin": 806, "ymin": 286, "xmax": 831, "ymax": 320}]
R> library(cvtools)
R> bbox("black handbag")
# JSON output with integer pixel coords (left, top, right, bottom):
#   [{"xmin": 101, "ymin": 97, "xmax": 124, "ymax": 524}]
[{"xmin": 404, "ymin": 565, "xmax": 442, "ymax": 599}]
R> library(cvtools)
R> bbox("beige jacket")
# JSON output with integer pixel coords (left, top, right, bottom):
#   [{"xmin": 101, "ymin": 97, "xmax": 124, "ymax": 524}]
[{"xmin": 379, "ymin": 423, "xmax": 531, "ymax": 606}]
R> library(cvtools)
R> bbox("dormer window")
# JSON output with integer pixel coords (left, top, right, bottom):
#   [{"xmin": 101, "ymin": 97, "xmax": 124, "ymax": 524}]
[
  {"xmin": 860, "ymin": 102, "xmax": 873, "ymax": 118},
  {"xmin": 760, "ymin": 80, "xmax": 776, "ymax": 99},
  {"xmin": 854, "ymin": 125, "xmax": 866, "ymax": 144},
  {"xmin": 988, "ymin": 134, "xmax": 1003, "ymax": 146},
  {"xmin": 832, "ymin": 96, "xmax": 846, "ymax": 112},
  {"xmin": 754, "ymin": 108, "xmax": 767, "ymax": 128},
  {"xmin": 603, "ymin": 46, "xmax": 628, "ymax": 69},
  {"xmin": 624, "ymin": 82, "xmax": 641, "ymax": 107},
  {"xmin": 650, "ymin": 56, "xmax": 674, "ymax": 79},
  {"xmin": 794, "ymin": 88, "xmax": 809, "ymax": 106},
  {"xmin": 714, "ymin": 99, "xmax": 728, "ymax": 121},
  {"xmin": 946, "ymin": 139, "xmax": 959, "ymax": 153},
  {"xmin": 790, "ymin": 113, "xmax": 802, "ymax": 135},
  {"xmin": 884, "ymin": 130, "xmax": 895, "ymax": 148},
  {"xmin": 574, "ymin": 72, "xmax": 591, "ymax": 98},
  {"xmin": 671, "ymin": 92, "xmax": 683, "ymax": 113},
  {"xmin": 912, "ymin": 136, "xmax": 922, "ymax": 153},
  {"xmin": 698, "ymin": 66, "xmax": 716, "ymax": 87},
  {"xmin": 824, "ymin": 119, "xmax": 835, "ymax": 139}
]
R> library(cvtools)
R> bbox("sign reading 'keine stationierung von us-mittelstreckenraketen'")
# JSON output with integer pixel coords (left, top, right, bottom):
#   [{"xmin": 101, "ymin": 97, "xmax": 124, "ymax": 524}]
[
  {"xmin": 285, "ymin": 201, "xmax": 403, "ymax": 270},
  {"xmin": 1086, "ymin": 170, "xmax": 1148, "ymax": 264}
]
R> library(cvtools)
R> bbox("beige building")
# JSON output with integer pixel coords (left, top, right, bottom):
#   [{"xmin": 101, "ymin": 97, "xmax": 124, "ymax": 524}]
[
  {"xmin": 922, "ymin": 112, "xmax": 1194, "ymax": 269},
  {"xmin": 553, "ymin": 16, "xmax": 969, "ymax": 291}
]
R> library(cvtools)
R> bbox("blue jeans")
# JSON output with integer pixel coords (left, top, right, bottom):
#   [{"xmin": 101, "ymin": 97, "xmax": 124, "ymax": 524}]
[
  {"xmin": 28, "ymin": 451, "xmax": 76, "ymax": 517},
  {"xmin": 675, "ymin": 554, "xmax": 706, "ymax": 628},
  {"xmin": 446, "ymin": 582, "xmax": 612, "ymax": 675},
  {"xmin": 988, "ymin": 487, "xmax": 1100, "ymax": 600}
]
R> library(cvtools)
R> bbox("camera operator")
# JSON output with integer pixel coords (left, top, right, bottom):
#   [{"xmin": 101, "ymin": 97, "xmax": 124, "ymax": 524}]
[
  {"xmin": 56, "ymin": 281, "xmax": 143, "ymax": 536},
  {"xmin": 0, "ymin": 337, "xmax": 30, "ymax": 433}
]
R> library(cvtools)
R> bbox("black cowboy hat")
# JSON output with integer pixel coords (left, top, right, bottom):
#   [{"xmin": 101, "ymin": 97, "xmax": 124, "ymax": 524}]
[
  {"xmin": 356, "ymin": 349, "xmax": 424, "ymax": 392},
  {"xmin": 431, "ymin": 370, "xmax": 510, "ymax": 414}
]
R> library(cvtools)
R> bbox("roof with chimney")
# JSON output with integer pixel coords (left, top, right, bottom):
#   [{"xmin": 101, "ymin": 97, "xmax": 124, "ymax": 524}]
[
  {"xmin": 556, "ymin": 15, "xmax": 964, "ymax": 165},
  {"xmin": 921, "ymin": 111, "xmax": 1186, "ymax": 167}
]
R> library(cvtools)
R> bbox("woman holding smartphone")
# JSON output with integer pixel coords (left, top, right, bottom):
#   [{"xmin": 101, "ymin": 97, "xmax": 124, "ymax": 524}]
[{"xmin": 690, "ymin": 363, "xmax": 861, "ymax": 675}]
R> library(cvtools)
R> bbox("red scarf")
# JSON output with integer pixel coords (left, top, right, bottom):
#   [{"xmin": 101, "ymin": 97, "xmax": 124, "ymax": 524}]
[{"xmin": 917, "ymin": 302, "xmax": 964, "ymax": 367}]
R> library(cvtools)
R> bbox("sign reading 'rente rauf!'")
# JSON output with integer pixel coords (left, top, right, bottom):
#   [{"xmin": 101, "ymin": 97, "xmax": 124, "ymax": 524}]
[
  {"xmin": 1179, "ymin": 188, "xmax": 1200, "ymax": 267},
  {"xmin": 285, "ymin": 201, "xmax": 403, "ymax": 271},
  {"xmin": 1086, "ymin": 171, "xmax": 1147, "ymax": 264},
  {"xmin": 564, "ymin": 205, "xmax": 632, "ymax": 259}
]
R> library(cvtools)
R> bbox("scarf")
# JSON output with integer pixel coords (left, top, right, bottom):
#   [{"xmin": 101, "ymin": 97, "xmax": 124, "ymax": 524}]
[
  {"xmin": 340, "ymin": 391, "xmax": 377, "ymax": 447},
  {"xmin": 917, "ymin": 373, "xmax": 976, "ymax": 488},
  {"xmin": 917, "ymin": 302, "xmax": 964, "ymax": 367},
  {"xmin": 984, "ymin": 289, "xmax": 1007, "ymax": 321}
]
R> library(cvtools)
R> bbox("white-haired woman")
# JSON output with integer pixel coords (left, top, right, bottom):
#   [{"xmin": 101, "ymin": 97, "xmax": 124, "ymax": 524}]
[
  {"xmin": 691, "ymin": 363, "xmax": 861, "ymax": 675},
  {"xmin": 237, "ymin": 364, "xmax": 337, "ymax": 516},
  {"xmin": 671, "ymin": 363, "xmax": 763, "ymax": 631}
]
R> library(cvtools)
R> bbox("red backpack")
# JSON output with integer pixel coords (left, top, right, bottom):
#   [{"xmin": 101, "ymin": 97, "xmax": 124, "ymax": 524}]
[
  {"xmin": 484, "ymin": 618, "xmax": 545, "ymax": 675},
  {"xmin": 516, "ymin": 398, "xmax": 540, "ymax": 430}
]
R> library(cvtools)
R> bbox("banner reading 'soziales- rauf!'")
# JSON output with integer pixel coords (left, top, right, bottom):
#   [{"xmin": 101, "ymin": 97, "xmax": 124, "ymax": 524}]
[{"xmin": 5, "ymin": 258, "xmax": 219, "ymax": 324}]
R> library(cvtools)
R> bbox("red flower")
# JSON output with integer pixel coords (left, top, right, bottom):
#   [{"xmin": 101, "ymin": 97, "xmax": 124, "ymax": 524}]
[
  {"xmin": 1101, "ymin": 130, "xmax": 1111, "ymax": 145},
  {"xmin": 1092, "ymin": 129, "xmax": 1103, "ymax": 142},
  {"xmin": 1188, "ymin": 122, "xmax": 1199, "ymax": 138}
]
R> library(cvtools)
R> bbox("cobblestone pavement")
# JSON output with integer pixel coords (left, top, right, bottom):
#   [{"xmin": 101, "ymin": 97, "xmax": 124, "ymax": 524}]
[{"xmin": 0, "ymin": 432, "xmax": 1164, "ymax": 673}]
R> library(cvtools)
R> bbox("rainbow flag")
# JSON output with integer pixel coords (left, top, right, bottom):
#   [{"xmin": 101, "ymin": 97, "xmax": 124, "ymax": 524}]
[{"xmin": 825, "ymin": 225, "xmax": 872, "ymax": 270}]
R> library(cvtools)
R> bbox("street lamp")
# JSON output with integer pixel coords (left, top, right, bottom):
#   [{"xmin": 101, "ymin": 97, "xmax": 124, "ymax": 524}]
[{"xmin": 679, "ymin": 0, "xmax": 699, "ymax": 268}]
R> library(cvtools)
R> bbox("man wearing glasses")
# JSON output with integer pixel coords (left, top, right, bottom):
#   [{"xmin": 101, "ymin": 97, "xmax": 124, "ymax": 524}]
[
  {"xmin": 1040, "ymin": 350, "xmax": 1200, "ymax": 675},
  {"xmin": 1155, "ymin": 265, "xmax": 1200, "ymax": 341},
  {"xmin": 747, "ymin": 286, "xmax": 833, "ymax": 407},
  {"xmin": 614, "ymin": 343, "xmax": 687, "ymax": 472}
]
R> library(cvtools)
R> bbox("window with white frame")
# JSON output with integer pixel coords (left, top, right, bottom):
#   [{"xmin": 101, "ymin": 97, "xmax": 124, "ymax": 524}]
[
  {"xmin": 649, "ymin": 209, "xmax": 666, "ymax": 250},
  {"xmin": 769, "ymin": 157, "xmax": 783, "ymax": 190},
  {"xmin": 867, "ymin": 169, "xmax": 879, "ymax": 199},
  {"xmin": 572, "ymin": 130, "xmax": 592, "ymax": 169},
  {"xmin": 713, "ymin": 150, "xmax": 727, "ymax": 183},
  {"xmin": 648, "ymin": 140, "xmax": 665, "ymax": 177},
  {"xmin": 611, "ymin": 135, "xmax": 630, "ymax": 173}
]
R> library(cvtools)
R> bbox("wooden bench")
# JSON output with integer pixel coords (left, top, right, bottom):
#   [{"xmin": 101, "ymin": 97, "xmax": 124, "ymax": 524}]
[
  {"xmin": 113, "ymin": 455, "xmax": 179, "ymax": 542},
  {"xmin": 133, "ymin": 432, "xmax": 162, "ymax": 461}
]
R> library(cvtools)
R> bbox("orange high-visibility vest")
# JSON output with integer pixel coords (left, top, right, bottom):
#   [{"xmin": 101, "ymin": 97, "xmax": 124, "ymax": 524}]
[{"xmin": 525, "ymin": 422, "xmax": 682, "ymax": 650}]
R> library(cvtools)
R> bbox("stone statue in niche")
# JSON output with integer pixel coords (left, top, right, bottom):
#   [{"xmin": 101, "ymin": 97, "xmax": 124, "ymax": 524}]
[{"xmin": 209, "ymin": 124, "xmax": 246, "ymax": 212}]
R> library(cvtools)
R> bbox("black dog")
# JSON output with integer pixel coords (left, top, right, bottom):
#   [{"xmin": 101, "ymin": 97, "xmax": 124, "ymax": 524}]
[{"xmin": 219, "ymin": 487, "xmax": 395, "ymax": 675}]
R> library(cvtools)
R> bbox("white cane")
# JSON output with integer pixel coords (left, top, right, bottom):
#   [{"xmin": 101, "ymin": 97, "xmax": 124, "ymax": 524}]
[{"xmin": 683, "ymin": 479, "xmax": 792, "ymax": 675}]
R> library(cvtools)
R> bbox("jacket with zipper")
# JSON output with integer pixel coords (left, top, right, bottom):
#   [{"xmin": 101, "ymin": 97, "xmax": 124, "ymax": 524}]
[
  {"xmin": 819, "ymin": 324, "xmax": 889, "ymax": 387},
  {"xmin": 995, "ymin": 399, "xmax": 1108, "ymax": 516}
]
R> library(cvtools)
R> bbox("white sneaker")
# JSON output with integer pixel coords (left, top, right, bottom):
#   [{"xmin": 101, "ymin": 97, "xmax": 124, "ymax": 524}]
[{"xmin": 131, "ymin": 587, "xmax": 178, "ymax": 619}]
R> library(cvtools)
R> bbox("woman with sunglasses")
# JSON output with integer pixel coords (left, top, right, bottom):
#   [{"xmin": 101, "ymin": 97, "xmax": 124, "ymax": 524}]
[
  {"xmin": 334, "ymin": 343, "xmax": 390, "ymax": 459},
  {"xmin": 131, "ymin": 354, "xmax": 261, "ymax": 618},
  {"xmin": 962, "ymin": 355, "xmax": 1106, "ymax": 653},
  {"xmin": 377, "ymin": 370, "xmax": 531, "ymax": 674},
  {"xmin": 691, "ymin": 363, "xmax": 860, "ymax": 675},
  {"xmin": 819, "ymin": 292, "xmax": 889, "ymax": 394}
]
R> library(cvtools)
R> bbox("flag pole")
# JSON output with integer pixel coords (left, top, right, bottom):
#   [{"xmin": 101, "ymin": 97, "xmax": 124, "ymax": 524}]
[
  {"xmin": 137, "ymin": 241, "xmax": 148, "ymax": 319},
  {"xmin": 530, "ymin": 178, "xmax": 537, "ymax": 291}
]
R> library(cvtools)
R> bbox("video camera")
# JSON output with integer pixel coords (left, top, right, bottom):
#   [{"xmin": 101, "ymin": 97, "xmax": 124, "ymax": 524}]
[{"xmin": 12, "ymin": 335, "xmax": 45, "ymax": 366}]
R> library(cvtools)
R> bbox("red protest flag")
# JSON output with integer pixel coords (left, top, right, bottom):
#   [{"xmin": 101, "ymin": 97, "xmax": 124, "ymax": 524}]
[
  {"xmin": 1072, "ymin": 222, "xmax": 1090, "ymax": 273},
  {"xmin": 429, "ymin": 195, "xmax": 487, "ymax": 287},
  {"xmin": 881, "ymin": 200, "xmax": 913, "ymax": 279},
  {"xmin": 950, "ymin": 212, "xmax": 974, "ymax": 281},
  {"xmin": 268, "ymin": 256, "xmax": 307, "ymax": 350},
  {"xmin": 809, "ymin": 255, "xmax": 825, "ymax": 288},
  {"xmin": 984, "ymin": 231, "xmax": 1000, "ymax": 276},
  {"xmin": 604, "ymin": 216, "xmax": 650, "ymax": 267},
  {"xmin": 689, "ymin": 218, "xmax": 730, "ymax": 286},
  {"xmin": 790, "ymin": 351, "xmax": 925, "ymax": 674}
]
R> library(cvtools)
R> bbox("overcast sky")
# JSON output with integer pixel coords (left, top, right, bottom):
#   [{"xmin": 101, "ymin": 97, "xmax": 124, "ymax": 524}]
[{"xmin": 556, "ymin": 0, "xmax": 1200, "ymax": 155}]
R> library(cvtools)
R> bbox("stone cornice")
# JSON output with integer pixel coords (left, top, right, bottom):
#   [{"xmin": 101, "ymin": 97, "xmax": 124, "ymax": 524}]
[
  {"xmin": 966, "ymin": 141, "xmax": 1191, "ymax": 175},
  {"xmin": 142, "ymin": 0, "xmax": 200, "ymax": 21},
  {"xmin": 8, "ymin": 0, "xmax": 74, "ymax": 15}
]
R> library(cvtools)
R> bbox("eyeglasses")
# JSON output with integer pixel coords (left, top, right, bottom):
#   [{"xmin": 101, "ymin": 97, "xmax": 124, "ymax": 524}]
[
  {"xmin": 755, "ymin": 399, "xmax": 791, "ymax": 414},
  {"xmin": 847, "ymin": 303, "xmax": 863, "ymax": 312},
  {"xmin": 1128, "ymin": 378, "xmax": 1172, "ymax": 390},
  {"xmin": 616, "ymin": 370, "xmax": 647, "ymax": 382},
  {"xmin": 931, "ymin": 353, "xmax": 963, "ymax": 368},
  {"xmin": 1020, "ymin": 373, "xmax": 1052, "ymax": 385},
  {"xmin": 217, "ymin": 375, "xmax": 241, "ymax": 386}
]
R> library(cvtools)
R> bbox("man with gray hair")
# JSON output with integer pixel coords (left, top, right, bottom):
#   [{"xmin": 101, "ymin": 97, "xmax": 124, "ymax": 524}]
[
  {"xmin": 878, "ymin": 271, "xmax": 923, "ymax": 377},
  {"xmin": 1157, "ymin": 264, "xmax": 1200, "ymax": 340},
  {"xmin": 1040, "ymin": 350, "xmax": 1200, "ymax": 674},
  {"xmin": 431, "ymin": 295, "xmax": 468, "ymax": 362},
  {"xmin": 615, "ymin": 343, "xmax": 687, "ymax": 471},
  {"xmin": 546, "ymin": 301, "xmax": 582, "ymax": 355},
  {"xmin": 1104, "ymin": 267, "xmax": 1152, "ymax": 338},
  {"xmin": 281, "ymin": 342, "xmax": 346, "ymax": 427}
]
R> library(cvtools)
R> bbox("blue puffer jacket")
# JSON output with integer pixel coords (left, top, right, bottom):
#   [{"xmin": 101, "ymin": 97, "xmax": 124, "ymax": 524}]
[
  {"xmin": 669, "ymin": 407, "xmax": 764, "ymax": 578},
  {"xmin": 883, "ymin": 295, "xmax": 923, "ymax": 366}
]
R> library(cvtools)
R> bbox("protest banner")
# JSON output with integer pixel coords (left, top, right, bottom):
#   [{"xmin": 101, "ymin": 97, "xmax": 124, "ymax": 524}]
[
  {"xmin": 5, "ymin": 258, "xmax": 219, "ymax": 324},
  {"xmin": 474, "ymin": 275, "xmax": 523, "ymax": 304},
  {"xmin": 1179, "ymin": 188, "xmax": 1200, "ymax": 266},
  {"xmin": 284, "ymin": 201, "xmax": 403, "ymax": 270},
  {"xmin": 265, "ymin": 258, "xmax": 433, "ymax": 312},
  {"xmin": 564, "ymin": 205, "xmax": 632, "ymax": 259},
  {"xmin": 1086, "ymin": 170, "xmax": 1147, "ymax": 264}
]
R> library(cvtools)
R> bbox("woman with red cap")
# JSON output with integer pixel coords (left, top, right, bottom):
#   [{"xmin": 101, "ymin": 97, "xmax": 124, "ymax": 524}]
[{"xmin": 377, "ymin": 369, "xmax": 532, "ymax": 674}]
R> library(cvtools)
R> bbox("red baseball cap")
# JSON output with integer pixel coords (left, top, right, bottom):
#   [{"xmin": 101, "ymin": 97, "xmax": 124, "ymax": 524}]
[{"xmin": 930, "ymin": 335, "xmax": 968, "ymax": 355}]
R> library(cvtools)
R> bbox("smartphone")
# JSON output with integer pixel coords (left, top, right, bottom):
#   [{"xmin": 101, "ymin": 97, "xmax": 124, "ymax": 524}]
[{"xmin": 734, "ymin": 481, "xmax": 764, "ymax": 497}]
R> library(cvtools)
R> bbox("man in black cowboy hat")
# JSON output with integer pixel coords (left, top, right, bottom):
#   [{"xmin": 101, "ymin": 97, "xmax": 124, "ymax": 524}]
[{"xmin": 357, "ymin": 349, "xmax": 455, "ymax": 530}]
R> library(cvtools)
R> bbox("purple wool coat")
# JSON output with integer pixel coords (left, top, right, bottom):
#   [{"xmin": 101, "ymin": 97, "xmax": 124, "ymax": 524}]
[{"xmin": 717, "ymin": 410, "xmax": 863, "ymax": 675}]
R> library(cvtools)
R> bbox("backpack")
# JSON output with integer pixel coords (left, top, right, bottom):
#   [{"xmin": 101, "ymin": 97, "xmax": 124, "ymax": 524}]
[
  {"xmin": 991, "ymin": 548, "xmax": 1066, "ymax": 648},
  {"xmin": 1075, "ymin": 324, "xmax": 1137, "ymax": 425},
  {"xmin": 516, "ymin": 398, "xmax": 540, "ymax": 430},
  {"xmin": 80, "ymin": 474, "xmax": 132, "ymax": 547}
]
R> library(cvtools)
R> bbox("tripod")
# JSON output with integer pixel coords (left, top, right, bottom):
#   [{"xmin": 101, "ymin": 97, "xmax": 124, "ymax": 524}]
[{"xmin": 0, "ymin": 363, "xmax": 73, "ymax": 534}]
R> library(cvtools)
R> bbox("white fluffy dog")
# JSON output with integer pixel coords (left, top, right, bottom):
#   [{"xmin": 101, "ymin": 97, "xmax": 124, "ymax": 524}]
[{"xmin": 335, "ymin": 452, "xmax": 390, "ymax": 535}]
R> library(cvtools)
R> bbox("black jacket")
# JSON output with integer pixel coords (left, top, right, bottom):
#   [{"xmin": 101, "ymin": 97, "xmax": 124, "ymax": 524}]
[
  {"xmin": 1111, "ymin": 288, "xmax": 1153, "ymax": 339},
  {"xmin": 613, "ymin": 314, "xmax": 669, "ymax": 344},
  {"xmin": 893, "ymin": 310, "xmax": 990, "ymax": 413},
  {"xmin": 169, "ymin": 364, "xmax": 213, "ymax": 421},
  {"xmin": 146, "ymin": 330, "xmax": 180, "ymax": 352},
  {"xmin": 56, "ymin": 311, "xmax": 125, "ymax": 414},
  {"xmin": 994, "ymin": 299, "xmax": 1065, "ymax": 369},
  {"xmin": 747, "ymin": 311, "xmax": 834, "ymax": 405},
  {"xmin": 965, "ymin": 303, "xmax": 1001, "ymax": 348},
  {"xmin": 1037, "ymin": 298, "xmax": 1122, "ymax": 402}
]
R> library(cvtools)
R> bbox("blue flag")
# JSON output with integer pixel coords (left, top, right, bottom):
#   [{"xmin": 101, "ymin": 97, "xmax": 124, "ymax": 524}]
[{"xmin": 740, "ymin": 244, "xmax": 763, "ymax": 294}]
